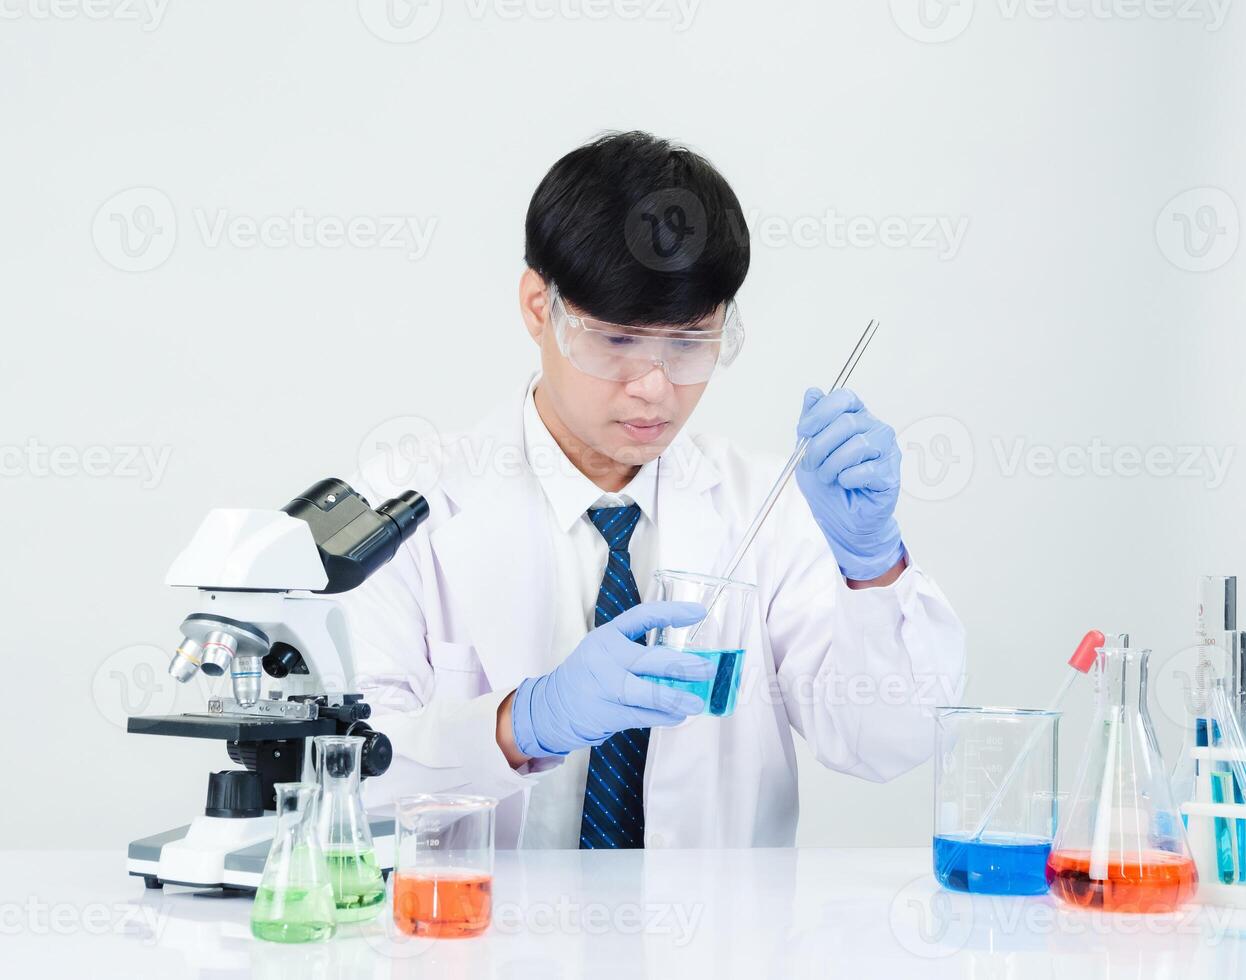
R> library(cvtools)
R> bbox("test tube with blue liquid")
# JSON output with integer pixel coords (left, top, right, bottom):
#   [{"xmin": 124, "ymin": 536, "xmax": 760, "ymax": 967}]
[
  {"xmin": 642, "ymin": 570, "xmax": 756, "ymax": 717},
  {"xmin": 933, "ymin": 706, "xmax": 1061, "ymax": 896}
]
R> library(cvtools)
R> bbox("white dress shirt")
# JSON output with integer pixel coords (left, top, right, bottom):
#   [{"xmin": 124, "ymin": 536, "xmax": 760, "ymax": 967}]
[{"xmin": 517, "ymin": 374, "xmax": 660, "ymax": 848}]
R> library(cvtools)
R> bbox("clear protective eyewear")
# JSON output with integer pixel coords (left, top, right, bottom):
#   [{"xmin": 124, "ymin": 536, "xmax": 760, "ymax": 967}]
[{"xmin": 547, "ymin": 282, "xmax": 744, "ymax": 385}]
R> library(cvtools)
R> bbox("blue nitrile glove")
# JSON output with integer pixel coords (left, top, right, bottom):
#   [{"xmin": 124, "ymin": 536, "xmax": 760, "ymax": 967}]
[
  {"xmin": 511, "ymin": 601, "xmax": 715, "ymax": 758},
  {"xmin": 794, "ymin": 387, "xmax": 905, "ymax": 581}
]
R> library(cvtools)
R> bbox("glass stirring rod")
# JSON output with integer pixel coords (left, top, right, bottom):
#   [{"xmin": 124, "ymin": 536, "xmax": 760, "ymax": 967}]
[
  {"xmin": 687, "ymin": 318, "xmax": 879, "ymax": 644},
  {"xmin": 965, "ymin": 629, "xmax": 1107, "ymax": 841}
]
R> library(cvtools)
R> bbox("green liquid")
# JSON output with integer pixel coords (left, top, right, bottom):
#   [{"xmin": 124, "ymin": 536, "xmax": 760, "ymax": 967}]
[
  {"xmin": 250, "ymin": 883, "xmax": 337, "ymax": 943},
  {"xmin": 325, "ymin": 848, "xmax": 386, "ymax": 922}
]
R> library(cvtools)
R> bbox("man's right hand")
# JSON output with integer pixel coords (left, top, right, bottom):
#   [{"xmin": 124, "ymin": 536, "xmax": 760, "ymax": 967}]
[{"xmin": 509, "ymin": 601, "xmax": 714, "ymax": 758}]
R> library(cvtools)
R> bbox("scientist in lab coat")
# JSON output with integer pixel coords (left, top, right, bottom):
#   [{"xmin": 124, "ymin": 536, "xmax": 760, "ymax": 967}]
[{"xmin": 341, "ymin": 131, "xmax": 966, "ymax": 849}]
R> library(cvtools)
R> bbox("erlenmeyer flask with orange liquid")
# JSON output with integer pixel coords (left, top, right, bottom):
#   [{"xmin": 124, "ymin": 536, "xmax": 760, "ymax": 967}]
[{"xmin": 1047, "ymin": 643, "xmax": 1198, "ymax": 912}]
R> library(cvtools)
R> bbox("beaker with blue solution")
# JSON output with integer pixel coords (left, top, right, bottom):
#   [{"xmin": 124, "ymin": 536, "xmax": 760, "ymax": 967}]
[
  {"xmin": 642, "ymin": 569, "xmax": 756, "ymax": 717},
  {"xmin": 933, "ymin": 706, "xmax": 1061, "ymax": 896}
]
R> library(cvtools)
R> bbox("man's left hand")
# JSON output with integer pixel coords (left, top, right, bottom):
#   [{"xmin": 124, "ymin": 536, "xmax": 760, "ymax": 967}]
[{"xmin": 794, "ymin": 387, "xmax": 905, "ymax": 582}]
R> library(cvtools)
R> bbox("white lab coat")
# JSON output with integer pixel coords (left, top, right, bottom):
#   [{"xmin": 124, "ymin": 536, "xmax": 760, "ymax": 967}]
[{"xmin": 340, "ymin": 376, "xmax": 966, "ymax": 848}]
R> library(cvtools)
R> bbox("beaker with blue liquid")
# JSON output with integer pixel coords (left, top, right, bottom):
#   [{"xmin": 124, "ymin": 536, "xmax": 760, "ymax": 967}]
[
  {"xmin": 933, "ymin": 706, "xmax": 1061, "ymax": 896},
  {"xmin": 642, "ymin": 569, "xmax": 756, "ymax": 717}
]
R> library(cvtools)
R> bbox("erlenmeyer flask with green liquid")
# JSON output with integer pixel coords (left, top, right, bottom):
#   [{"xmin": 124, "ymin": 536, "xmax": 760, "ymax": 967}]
[
  {"xmin": 251, "ymin": 782, "xmax": 337, "ymax": 943},
  {"xmin": 315, "ymin": 735, "xmax": 386, "ymax": 923}
]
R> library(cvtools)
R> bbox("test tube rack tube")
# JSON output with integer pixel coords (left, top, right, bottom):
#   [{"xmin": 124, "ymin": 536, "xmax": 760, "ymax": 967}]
[{"xmin": 1181, "ymin": 745, "xmax": 1246, "ymax": 909}]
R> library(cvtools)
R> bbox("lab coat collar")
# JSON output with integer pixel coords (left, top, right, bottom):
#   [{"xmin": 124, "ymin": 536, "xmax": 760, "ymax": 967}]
[
  {"xmin": 522, "ymin": 373, "xmax": 670, "ymax": 533},
  {"xmin": 431, "ymin": 373, "xmax": 725, "ymax": 692}
]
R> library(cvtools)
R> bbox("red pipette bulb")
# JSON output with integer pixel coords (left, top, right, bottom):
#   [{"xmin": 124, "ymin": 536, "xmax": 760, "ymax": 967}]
[{"xmin": 1067, "ymin": 629, "xmax": 1106, "ymax": 673}]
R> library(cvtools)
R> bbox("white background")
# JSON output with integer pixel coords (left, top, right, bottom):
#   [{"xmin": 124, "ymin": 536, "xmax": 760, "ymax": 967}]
[{"xmin": 2, "ymin": 0, "xmax": 1243, "ymax": 852}]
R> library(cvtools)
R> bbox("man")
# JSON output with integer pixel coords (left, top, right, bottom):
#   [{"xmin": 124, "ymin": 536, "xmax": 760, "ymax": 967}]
[{"xmin": 341, "ymin": 131, "xmax": 965, "ymax": 849}]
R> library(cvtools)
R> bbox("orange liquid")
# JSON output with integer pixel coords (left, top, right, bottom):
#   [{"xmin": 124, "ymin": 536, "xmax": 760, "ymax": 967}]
[
  {"xmin": 393, "ymin": 871, "xmax": 492, "ymax": 938},
  {"xmin": 1046, "ymin": 849, "xmax": 1198, "ymax": 913}
]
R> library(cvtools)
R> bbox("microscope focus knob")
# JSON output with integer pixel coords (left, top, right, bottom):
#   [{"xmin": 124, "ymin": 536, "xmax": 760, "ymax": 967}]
[
  {"xmin": 359, "ymin": 729, "xmax": 393, "ymax": 779},
  {"xmin": 205, "ymin": 770, "xmax": 264, "ymax": 819}
]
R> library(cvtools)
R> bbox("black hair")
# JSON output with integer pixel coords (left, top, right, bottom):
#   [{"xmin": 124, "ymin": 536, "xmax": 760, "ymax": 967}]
[{"xmin": 524, "ymin": 131, "xmax": 750, "ymax": 326}]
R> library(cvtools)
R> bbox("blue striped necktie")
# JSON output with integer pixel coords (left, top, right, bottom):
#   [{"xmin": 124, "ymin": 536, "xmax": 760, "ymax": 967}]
[{"xmin": 579, "ymin": 502, "xmax": 648, "ymax": 849}]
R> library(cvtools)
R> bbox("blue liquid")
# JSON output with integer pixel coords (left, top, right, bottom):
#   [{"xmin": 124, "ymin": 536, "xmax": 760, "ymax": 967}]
[
  {"xmin": 641, "ymin": 648, "xmax": 745, "ymax": 717},
  {"xmin": 932, "ymin": 834, "xmax": 1052, "ymax": 895}
]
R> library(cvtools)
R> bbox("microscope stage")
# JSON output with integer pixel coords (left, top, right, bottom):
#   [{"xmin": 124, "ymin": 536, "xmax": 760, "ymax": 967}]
[{"xmin": 127, "ymin": 713, "xmax": 336, "ymax": 741}]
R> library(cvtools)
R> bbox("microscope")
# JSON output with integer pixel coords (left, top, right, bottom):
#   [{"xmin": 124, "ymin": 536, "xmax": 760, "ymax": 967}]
[{"xmin": 127, "ymin": 478, "xmax": 428, "ymax": 893}]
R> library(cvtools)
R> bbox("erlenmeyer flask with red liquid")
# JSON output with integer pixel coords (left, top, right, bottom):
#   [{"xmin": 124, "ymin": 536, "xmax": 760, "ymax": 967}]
[{"xmin": 1047, "ymin": 643, "xmax": 1198, "ymax": 912}]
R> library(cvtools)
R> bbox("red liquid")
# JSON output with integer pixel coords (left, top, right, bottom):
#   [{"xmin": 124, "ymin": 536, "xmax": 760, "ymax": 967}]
[
  {"xmin": 1046, "ymin": 849, "xmax": 1198, "ymax": 913},
  {"xmin": 393, "ymin": 871, "xmax": 492, "ymax": 938}
]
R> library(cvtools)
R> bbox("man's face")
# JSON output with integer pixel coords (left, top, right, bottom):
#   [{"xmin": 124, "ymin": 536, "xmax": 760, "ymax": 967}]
[{"xmin": 534, "ymin": 297, "xmax": 714, "ymax": 473}]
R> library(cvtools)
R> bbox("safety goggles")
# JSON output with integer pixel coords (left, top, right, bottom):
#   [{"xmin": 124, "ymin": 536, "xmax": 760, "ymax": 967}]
[{"xmin": 547, "ymin": 282, "xmax": 744, "ymax": 386}]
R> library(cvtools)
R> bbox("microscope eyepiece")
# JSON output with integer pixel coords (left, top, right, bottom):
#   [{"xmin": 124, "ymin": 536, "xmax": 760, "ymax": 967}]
[
  {"xmin": 282, "ymin": 479, "xmax": 430, "ymax": 594},
  {"xmin": 376, "ymin": 491, "xmax": 429, "ymax": 543}
]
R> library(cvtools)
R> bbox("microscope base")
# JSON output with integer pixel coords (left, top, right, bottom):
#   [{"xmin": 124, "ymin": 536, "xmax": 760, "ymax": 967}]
[{"xmin": 128, "ymin": 814, "xmax": 397, "ymax": 892}]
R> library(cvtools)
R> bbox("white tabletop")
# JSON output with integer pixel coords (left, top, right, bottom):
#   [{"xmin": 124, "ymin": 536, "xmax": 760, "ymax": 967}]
[{"xmin": 4, "ymin": 847, "xmax": 1246, "ymax": 978}]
